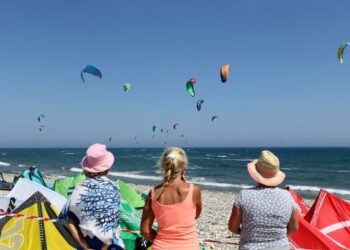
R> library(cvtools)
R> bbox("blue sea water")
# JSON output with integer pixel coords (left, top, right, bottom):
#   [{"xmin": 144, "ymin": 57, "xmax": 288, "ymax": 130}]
[{"xmin": 0, "ymin": 147, "xmax": 349, "ymax": 200}]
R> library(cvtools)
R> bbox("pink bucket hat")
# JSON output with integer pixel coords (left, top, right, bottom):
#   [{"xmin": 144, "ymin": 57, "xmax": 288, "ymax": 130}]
[
  {"xmin": 247, "ymin": 150, "xmax": 285, "ymax": 187},
  {"xmin": 81, "ymin": 143, "xmax": 115, "ymax": 173}
]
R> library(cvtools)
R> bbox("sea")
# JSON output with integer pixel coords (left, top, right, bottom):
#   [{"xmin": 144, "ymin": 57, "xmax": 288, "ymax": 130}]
[{"xmin": 0, "ymin": 147, "xmax": 349, "ymax": 200}]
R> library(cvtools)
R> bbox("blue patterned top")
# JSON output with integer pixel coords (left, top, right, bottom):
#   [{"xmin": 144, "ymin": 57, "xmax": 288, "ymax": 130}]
[
  {"xmin": 234, "ymin": 187, "xmax": 297, "ymax": 250},
  {"xmin": 61, "ymin": 176, "xmax": 124, "ymax": 249}
]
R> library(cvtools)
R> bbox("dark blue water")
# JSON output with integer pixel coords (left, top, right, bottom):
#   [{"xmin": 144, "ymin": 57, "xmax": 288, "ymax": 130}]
[{"xmin": 0, "ymin": 147, "xmax": 349, "ymax": 200}]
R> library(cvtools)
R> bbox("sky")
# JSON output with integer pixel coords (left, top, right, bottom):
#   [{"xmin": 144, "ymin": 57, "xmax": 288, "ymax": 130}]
[{"xmin": 0, "ymin": 0, "xmax": 350, "ymax": 148}]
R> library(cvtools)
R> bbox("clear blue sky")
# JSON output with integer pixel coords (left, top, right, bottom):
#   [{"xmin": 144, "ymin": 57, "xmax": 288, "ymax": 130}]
[{"xmin": 0, "ymin": 0, "xmax": 350, "ymax": 147}]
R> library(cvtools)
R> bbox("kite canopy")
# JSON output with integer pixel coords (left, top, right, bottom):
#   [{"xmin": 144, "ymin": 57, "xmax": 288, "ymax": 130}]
[
  {"xmin": 37, "ymin": 114, "xmax": 45, "ymax": 122},
  {"xmin": 0, "ymin": 192, "xmax": 78, "ymax": 250},
  {"xmin": 196, "ymin": 99, "xmax": 204, "ymax": 111},
  {"xmin": 117, "ymin": 180, "xmax": 145, "ymax": 209},
  {"xmin": 80, "ymin": 65, "xmax": 103, "ymax": 82},
  {"xmin": 220, "ymin": 64, "xmax": 230, "ymax": 83},
  {"xmin": 211, "ymin": 116, "xmax": 219, "ymax": 122},
  {"xmin": 338, "ymin": 43, "xmax": 350, "ymax": 64},
  {"xmin": 123, "ymin": 83, "xmax": 131, "ymax": 92},
  {"xmin": 186, "ymin": 81, "xmax": 195, "ymax": 97},
  {"xmin": 54, "ymin": 172, "xmax": 86, "ymax": 198}
]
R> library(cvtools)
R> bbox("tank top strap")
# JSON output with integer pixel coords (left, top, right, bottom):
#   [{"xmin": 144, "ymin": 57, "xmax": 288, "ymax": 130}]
[
  {"xmin": 151, "ymin": 187, "xmax": 155, "ymax": 200},
  {"xmin": 184, "ymin": 184, "xmax": 194, "ymax": 203}
]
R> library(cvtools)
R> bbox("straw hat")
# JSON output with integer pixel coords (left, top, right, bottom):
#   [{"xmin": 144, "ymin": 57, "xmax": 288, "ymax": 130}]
[
  {"xmin": 81, "ymin": 144, "xmax": 114, "ymax": 173},
  {"xmin": 247, "ymin": 150, "xmax": 285, "ymax": 186}
]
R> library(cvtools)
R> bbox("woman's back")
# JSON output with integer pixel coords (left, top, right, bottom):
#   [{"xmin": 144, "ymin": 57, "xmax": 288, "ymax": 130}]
[
  {"xmin": 235, "ymin": 187, "xmax": 297, "ymax": 250},
  {"xmin": 151, "ymin": 183, "xmax": 199, "ymax": 250},
  {"xmin": 140, "ymin": 147, "xmax": 201, "ymax": 250}
]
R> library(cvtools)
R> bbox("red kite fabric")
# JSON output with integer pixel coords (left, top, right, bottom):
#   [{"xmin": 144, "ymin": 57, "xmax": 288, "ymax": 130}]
[
  {"xmin": 304, "ymin": 189, "xmax": 350, "ymax": 249},
  {"xmin": 286, "ymin": 186, "xmax": 310, "ymax": 216},
  {"xmin": 287, "ymin": 187, "xmax": 350, "ymax": 249},
  {"xmin": 289, "ymin": 215, "xmax": 345, "ymax": 250}
]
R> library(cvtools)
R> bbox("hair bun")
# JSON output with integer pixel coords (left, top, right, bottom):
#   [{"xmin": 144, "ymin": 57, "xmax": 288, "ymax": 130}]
[{"xmin": 167, "ymin": 152, "xmax": 177, "ymax": 160}]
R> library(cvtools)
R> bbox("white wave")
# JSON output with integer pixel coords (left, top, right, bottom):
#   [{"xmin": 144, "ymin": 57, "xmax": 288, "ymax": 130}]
[
  {"xmin": 189, "ymin": 179, "xmax": 253, "ymax": 188},
  {"xmin": 217, "ymin": 155, "xmax": 227, "ymax": 158},
  {"xmin": 289, "ymin": 185, "xmax": 350, "ymax": 196},
  {"xmin": 109, "ymin": 171, "xmax": 161, "ymax": 181},
  {"xmin": 233, "ymin": 159, "xmax": 254, "ymax": 162},
  {"xmin": 188, "ymin": 165, "xmax": 203, "ymax": 170},
  {"xmin": 205, "ymin": 154, "xmax": 213, "ymax": 157},
  {"xmin": 18, "ymin": 164, "xmax": 27, "ymax": 168},
  {"xmin": 283, "ymin": 168, "xmax": 298, "ymax": 171},
  {"xmin": 335, "ymin": 170, "xmax": 350, "ymax": 173},
  {"xmin": 64, "ymin": 152, "xmax": 76, "ymax": 155},
  {"xmin": 1, "ymin": 153, "xmax": 6, "ymax": 156},
  {"xmin": 229, "ymin": 153, "xmax": 240, "ymax": 156},
  {"xmin": 0, "ymin": 162, "xmax": 10, "ymax": 167},
  {"xmin": 70, "ymin": 167, "xmax": 83, "ymax": 172},
  {"xmin": 188, "ymin": 177, "xmax": 252, "ymax": 188}
]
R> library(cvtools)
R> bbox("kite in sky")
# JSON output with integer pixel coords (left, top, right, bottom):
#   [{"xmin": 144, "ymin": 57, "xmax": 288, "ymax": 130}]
[
  {"xmin": 196, "ymin": 99, "xmax": 204, "ymax": 111},
  {"xmin": 211, "ymin": 116, "xmax": 219, "ymax": 122},
  {"xmin": 186, "ymin": 77, "xmax": 196, "ymax": 97},
  {"xmin": 80, "ymin": 65, "xmax": 102, "ymax": 82},
  {"xmin": 338, "ymin": 43, "xmax": 350, "ymax": 64},
  {"xmin": 220, "ymin": 64, "xmax": 230, "ymax": 83},
  {"xmin": 173, "ymin": 123, "xmax": 179, "ymax": 130},
  {"xmin": 37, "ymin": 114, "xmax": 45, "ymax": 122},
  {"xmin": 123, "ymin": 83, "xmax": 131, "ymax": 92}
]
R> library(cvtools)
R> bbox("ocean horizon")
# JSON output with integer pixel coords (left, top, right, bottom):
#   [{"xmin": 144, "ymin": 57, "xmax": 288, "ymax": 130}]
[{"xmin": 0, "ymin": 147, "xmax": 349, "ymax": 200}]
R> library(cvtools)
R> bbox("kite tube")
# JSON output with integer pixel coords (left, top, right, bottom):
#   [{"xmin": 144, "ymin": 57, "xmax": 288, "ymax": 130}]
[
  {"xmin": 197, "ymin": 99, "xmax": 204, "ymax": 111},
  {"xmin": 152, "ymin": 126, "xmax": 156, "ymax": 133},
  {"xmin": 338, "ymin": 43, "xmax": 350, "ymax": 64},
  {"xmin": 123, "ymin": 83, "xmax": 131, "ymax": 92},
  {"xmin": 80, "ymin": 65, "xmax": 102, "ymax": 82},
  {"xmin": 220, "ymin": 64, "xmax": 230, "ymax": 83}
]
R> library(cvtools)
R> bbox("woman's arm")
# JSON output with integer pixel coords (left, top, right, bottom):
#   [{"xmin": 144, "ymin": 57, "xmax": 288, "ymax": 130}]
[
  {"xmin": 140, "ymin": 191, "xmax": 157, "ymax": 241},
  {"xmin": 287, "ymin": 209, "xmax": 299, "ymax": 234},
  {"xmin": 67, "ymin": 218, "xmax": 93, "ymax": 250},
  {"xmin": 192, "ymin": 184, "xmax": 202, "ymax": 219},
  {"xmin": 228, "ymin": 206, "xmax": 241, "ymax": 234}
]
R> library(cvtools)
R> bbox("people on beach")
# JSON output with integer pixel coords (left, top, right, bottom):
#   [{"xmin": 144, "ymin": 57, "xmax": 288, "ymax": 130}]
[
  {"xmin": 140, "ymin": 147, "xmax": 202, "ymax": 250},
  {"xmin": 60, "ymin": 143, "xmax": 125, "ymax": 250},
  {"xmin": 228, "ymin": 150, "xmax": 299, "ymax": 250}
]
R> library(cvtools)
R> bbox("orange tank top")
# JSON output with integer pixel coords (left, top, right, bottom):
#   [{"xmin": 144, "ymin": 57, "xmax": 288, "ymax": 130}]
[{"xmin": 151, "ymin": 184, "xmax": 199, "ymax": 250}]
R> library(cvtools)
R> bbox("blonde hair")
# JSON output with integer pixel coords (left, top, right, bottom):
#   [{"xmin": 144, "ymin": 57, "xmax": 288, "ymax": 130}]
[{"xmin": 159, "ymin": 147, "xmax": 188, "ymax": 185}]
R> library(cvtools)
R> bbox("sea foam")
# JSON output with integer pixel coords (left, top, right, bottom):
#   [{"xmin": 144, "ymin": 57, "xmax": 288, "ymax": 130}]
[{"xmin": 289, "ymin": 185, "xmax": 350, "ymax": 196}]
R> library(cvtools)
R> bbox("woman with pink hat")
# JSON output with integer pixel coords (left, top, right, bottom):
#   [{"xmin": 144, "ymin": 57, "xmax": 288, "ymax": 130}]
[
  {"xmin": 228, "ymin": 150, "xmax": 299, "ymax": 250},
  {"xmin": 61, "ymin": 144, "xmax": 125, "ymax": 250}
]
